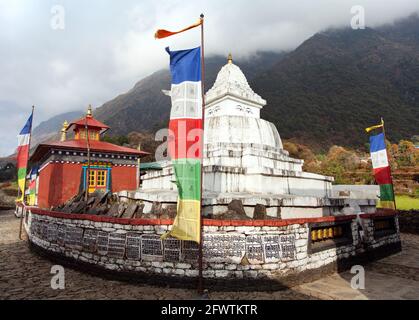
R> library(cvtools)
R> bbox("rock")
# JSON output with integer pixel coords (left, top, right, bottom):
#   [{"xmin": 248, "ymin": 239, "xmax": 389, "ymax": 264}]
[
  {"xmin": 217, "ymin": 210, "xmax": 250, "ymax": 220},
  {"xmin": 117, "ymin": 203, "xmax": 126, "ymax": 218},
  {"xmin": 215, "ymin": 270, "xmax": 231, "ymax": 278},
  {"xmin": 134, "ymin": 204, "xmax": 145, "ymax": 218},
  {"xmin": 61, "ymin": 193, "xmax": 83, "ymax": 213},
  {"xmin": 228, "ymin": 200, "xmax": 246, "ymax": 215},
  {"xmin": 107, "ymin": 203, "xmax": 120, "ymax": 217},
  {"xmin": 141, "ymin": 212, "xmax": 159, "ymax": 219},
  {"xmin": 87, "ymin": 196, "xmax": 96, "ymax": 206},
  {"xmin": 276, "ymin": 207, "xmax": 282, "ymax": 219},
  {"xmin": 98, "ymin": 191, "xmax": 111, "ymax": 205},
  {"xmin": 73, "ymin": 201, "xmax": 87, "ymax": 214},
  {"xmin": 160, "ymin": 204, "xmax": 177, "ymax": 219},
  {"xmin": 93, "ymin": 204, "xmax": 108, "ymax": 216},
  {"xmin": 151, "ymin": 202, "xmax": 162, "ymax": 216},
  {"xmin": 253, "ymin": 204, "xmax": 267, "ymax": 220},
  {"xmin": 185, "ymin": 269, "xmax": 199, "ymax": 277},
  {"xmin": 122, "ymin": 203, "xmax": 138, "ymax": 219}
]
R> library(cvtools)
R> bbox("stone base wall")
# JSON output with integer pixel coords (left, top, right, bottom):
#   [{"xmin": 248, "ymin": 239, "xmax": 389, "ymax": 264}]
[
  {"xmin": 398, "ymin": 211, "xmax": 419, "ymax": 235},
  {"xmin": 141, "ymin": 166, "xmax": 333, "ymax": 198},
  {"xmin": 360, "ymin": 212, "xmax": 401, "ymax": 251},
  {"xmin": 25, "ymin": 208, "xmax": 401, "ymax": 284}
]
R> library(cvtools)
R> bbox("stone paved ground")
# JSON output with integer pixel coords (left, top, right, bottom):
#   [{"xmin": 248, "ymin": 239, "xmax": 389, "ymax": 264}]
[
  {"xmin": 1, "ymin": 210, "xmax": 419, "ymax": 300},
  {"xmin": 295, "ymin": 233, "xmax": 419, "ymax": 300}
]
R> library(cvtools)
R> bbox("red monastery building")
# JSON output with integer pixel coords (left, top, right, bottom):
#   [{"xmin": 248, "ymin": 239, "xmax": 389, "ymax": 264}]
[{"xmin": 30, "ymin": 106, "xmax": 148, "ymax": 209}]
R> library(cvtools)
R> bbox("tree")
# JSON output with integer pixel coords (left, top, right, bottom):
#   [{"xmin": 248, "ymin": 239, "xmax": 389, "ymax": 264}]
[{"xmin": 394, "ymin": 140, "xmax": 419, "ymax": 167}]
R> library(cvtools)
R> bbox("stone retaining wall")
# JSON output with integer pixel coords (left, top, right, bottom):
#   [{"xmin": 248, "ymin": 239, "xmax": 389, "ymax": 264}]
[
  {"xmin": 398, "ymin": 210, "xmax": 419, "ymax": 235},
  {"xmin": 360, "ymin": 212, "xmax": 401, "ymax": 250},
  {"xmin": 24, "ymin": 207, "xmax": 400, "ymax": 282}
]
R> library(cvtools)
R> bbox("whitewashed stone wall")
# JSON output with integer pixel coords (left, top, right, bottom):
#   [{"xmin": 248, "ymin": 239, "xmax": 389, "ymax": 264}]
[
  {"xmin": 26, "ymin": 211, "xmax": 399, "ymax": 280},
  {"xmin": 360, "ymin": 216, "xmax": 401, "ymax": 250}
]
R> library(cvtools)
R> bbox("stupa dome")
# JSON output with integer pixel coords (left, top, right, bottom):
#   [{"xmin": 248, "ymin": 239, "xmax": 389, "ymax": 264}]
[
  {"xmin": 204, "ymin": 54, "xmax": 281, "ymax": 150},
  {"xmin": 204, "ymin": 116, "xmax": 283, "ymax": 150}
]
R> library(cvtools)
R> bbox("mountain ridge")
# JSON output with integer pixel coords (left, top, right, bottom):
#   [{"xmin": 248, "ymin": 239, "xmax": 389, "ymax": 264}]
[{"xmin": 32, "ymin": 14, "xmax": 419, "ymax": 152}]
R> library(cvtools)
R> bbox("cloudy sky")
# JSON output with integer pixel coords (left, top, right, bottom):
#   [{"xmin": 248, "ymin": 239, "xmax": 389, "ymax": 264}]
[{"xmin": 1, "ymin": 0, "xmax": 419, "ymax": 156}]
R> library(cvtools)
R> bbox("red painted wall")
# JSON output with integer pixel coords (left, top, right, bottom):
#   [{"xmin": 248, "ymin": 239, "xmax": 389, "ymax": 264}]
[
  {"xmin": 111, "ymin": 166, "xmax": 138, "ymax": 193},
  {"xmin": 38, "ymin": 163, "xmax": 82, "ymax": 209},
  {"xmin": 37, "ymin": 163, "xmax": 138, "ymax": 209}
]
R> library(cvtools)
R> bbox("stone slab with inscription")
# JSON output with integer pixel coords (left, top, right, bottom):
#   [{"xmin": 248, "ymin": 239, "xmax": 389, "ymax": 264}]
[
  {"xmin": 141, "ymin": 234, "xmax": 163, "ymax": 261},
  {"xmin": 203, "ymin": 233, "xmax": 246, "ymax": 264},
  {"xmin": 108, "ymin": 233, "xmax": 126, "ymax": 259},
  {"xmin": 57, "ymin": 224, "xmax": 66, "ymax": 247},
  {"xmin": 82, "ymin": 229, "xmax": 98, "ymax": 253},
  {"xmin": 163, "ymin": 238, "xmax": 181, "ymax": 263},
  {"xmin": 47, "ymin": 223, "xmax": 59, "ymax": 244},
  {"xmin": 126, "ymin": 232, "xmax": 141, "ymax": 260},
  {"xmin": 182, "ymin": 241, "xmax": 199, "ymax": 263},
  {"xmin": 246, "ymin": 235, "xmax": 265, "ymax": 264},
  {"xmin": 262, "ymin": 235, "xmax": 281, "ymax": 263},
  {"xmin": 64, "ymin": 226, "xmax": 84, "ymax": 250},
  {"xmin": 97, "ymin": 231, "xmax": 109, "ymax": 256},
  {"xmin": 280, "ymin": 234, "xmax": 296, "ymax": 261}
]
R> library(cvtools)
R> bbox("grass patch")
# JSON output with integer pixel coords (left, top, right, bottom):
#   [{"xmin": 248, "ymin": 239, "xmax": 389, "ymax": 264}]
[{"xmin": 396, "ymin": 195, "xmax": 419, "ymax": 211}]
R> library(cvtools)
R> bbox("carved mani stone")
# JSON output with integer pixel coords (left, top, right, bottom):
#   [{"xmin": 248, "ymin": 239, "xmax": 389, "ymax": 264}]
[
  {"xmin": 228, "ymin": 200, "xmax": 246, "ymax": 216},
  {"xmin": 151, "ymin": 202, "xmax": 162, "ymax": 216},
  {"xmin": 134, "ymin": 203, "xmax": 145, "ymax": 218},
  {"xmin": 218, "ymin": 210, "xmax": 250, "ymax": 220},
  {"xmin": 117, "ymin": 203, "xmax": 126, "ymax": 218},
  {"xmin": 161, "ymin": 204, "xmax": 177, "ymax": 219},
  {"xmin": 253, "ymin": 204, "xmax": 267, "ymax": 220},
  {"xmin": 73, "ymin": 201, "xmax": 87, "ymax": 214},
  {"xmin": 87, "ymin": 197, "xmax": 96, "ymax": 206},
  {"xmin": 107, "ymin": 203, "xmax": 120, "ymax": 217},
  {"xmin": 122, "ymin": 203, "xmax": 138, "ymax": 219}
]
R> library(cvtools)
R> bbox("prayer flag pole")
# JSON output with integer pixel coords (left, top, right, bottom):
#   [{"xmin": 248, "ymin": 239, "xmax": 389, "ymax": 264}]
[
  {"xmin": 380, "ymin": 117, "xmax": 397, "ymax": 211},
  {"xmin": 155, "ymin": 13, "xmax": 206, "ymax": 296},
  {"xmin": 198, "ymin": 13, "xmax": 205, "ymax": 296},
  {"xmin": 18, "ymin": 105, "xmax": 34, "ymax": 240},
  {"xmin": 84, "ymin": 105, "xmax": 92, "ymax": 201}
]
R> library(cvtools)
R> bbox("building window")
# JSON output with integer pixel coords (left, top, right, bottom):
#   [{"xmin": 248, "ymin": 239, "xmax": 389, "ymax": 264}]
[
  {"xmin": 97, "ymin": 170, "xmax": 106, "ymax": 187},
  {"xmin": 79, "ymin": 130, "xmax": 86, "ymax": 140},
  {"xmin": 77, "ymin": 129, "xmax": 99, "ymax": 141},
  {"xmin": 87, "ymin": 169, "xmax": 108, "ymax": 190},
  {"xmin": 88, "ymin": 170, "xmax": 96, "ymax": 188}
]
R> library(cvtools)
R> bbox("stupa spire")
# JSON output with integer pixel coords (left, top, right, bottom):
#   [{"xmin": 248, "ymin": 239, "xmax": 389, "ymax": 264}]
[{"xmin": 228, "ymin": 53, "xmax": 233, "ymax": 64}]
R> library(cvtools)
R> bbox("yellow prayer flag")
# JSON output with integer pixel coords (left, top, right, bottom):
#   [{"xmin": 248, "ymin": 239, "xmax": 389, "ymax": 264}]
[{"xmin": 365, "ymin": 119, "xmax": 385, "ymax": 133}]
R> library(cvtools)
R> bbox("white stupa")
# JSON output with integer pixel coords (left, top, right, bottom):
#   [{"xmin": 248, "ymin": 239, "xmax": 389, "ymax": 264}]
[{"xmin": 130, "ymin": 54, "xmax": 377, "ymax": 219}]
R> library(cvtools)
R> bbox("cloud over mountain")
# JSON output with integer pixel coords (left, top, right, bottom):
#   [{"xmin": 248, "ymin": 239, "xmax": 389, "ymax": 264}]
[{"xmin": 1, "ymin": 0, "xmax": 419, "ymax": 155}]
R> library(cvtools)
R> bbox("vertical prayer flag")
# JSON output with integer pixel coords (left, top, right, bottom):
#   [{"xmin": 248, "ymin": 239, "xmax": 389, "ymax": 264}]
[
  {"xmin": 16, "ymin": 112, "xmax": 33, "ymax": 203},
  {"xmin": 164, "ymin": 47, "xmax": 203, "ymax": 243},
  {"xmin": 369, "ymin": 133, "xmax": 395, "ymax": 209},
  {"xmin": 28, "ymin": 165, "xmax": 38, "ymax": 206}
]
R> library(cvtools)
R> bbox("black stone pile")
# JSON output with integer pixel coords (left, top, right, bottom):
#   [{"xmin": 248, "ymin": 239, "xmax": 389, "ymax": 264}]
[
  {"xmin": 210, "ymin": 200, "xmax": 280, "ymax": 220},
  {"xmin": 52, "ymin": 195, "xmax": 279, "ymax": 221},
  {"xmin": 52, "ymin": 192, "xmax": 177, "ymax": 220},
  {"xmin": 52, "ymin": 191, "xmax": 139, "ymax": 219}
]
